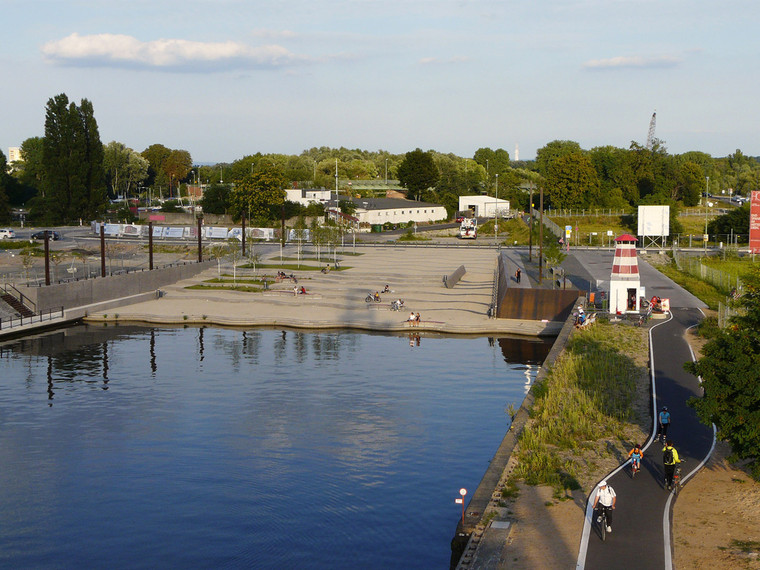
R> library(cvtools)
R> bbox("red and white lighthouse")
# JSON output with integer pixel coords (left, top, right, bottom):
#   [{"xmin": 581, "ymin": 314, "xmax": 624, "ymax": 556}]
[{"xmin": 609, "ymin": 234, "xmax": 641, "ymax": 313}]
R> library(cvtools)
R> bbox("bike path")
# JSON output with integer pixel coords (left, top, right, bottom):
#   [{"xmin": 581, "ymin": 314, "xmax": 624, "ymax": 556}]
[{"xmin": 571, "ymin": 252, "xmax": 715, "ymax": 568}]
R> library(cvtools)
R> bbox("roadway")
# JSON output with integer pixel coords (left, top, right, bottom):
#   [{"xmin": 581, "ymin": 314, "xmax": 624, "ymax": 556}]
[{"xmin": 569, "ymin": 250, "xmax": 715, "ymax": 569}]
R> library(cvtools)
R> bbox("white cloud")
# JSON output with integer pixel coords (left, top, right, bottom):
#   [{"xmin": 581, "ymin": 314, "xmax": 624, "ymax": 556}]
[
  {"xmin": 41, "ymin": 33, "xmax": 310, "ymax": 71},
  {"xmin": 583, "ymin": 55, "xmax": 681, "ymax": 70},
  {"xmin": 418, "ymin": 55, "xmax": 470, "ymax": 65}
]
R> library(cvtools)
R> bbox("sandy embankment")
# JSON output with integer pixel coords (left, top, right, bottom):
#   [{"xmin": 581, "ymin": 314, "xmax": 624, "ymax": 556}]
[{"xmin": 85, "ymin": 246, "xmax": 557, "ymax": 336}]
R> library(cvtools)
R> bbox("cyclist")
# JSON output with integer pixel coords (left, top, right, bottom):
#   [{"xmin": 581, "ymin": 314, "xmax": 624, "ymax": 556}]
[
  {"xmin": 628, "ymin": 443, "xmax": 643, "ymax": 473},
  {"xmin": 662, "ymin": 440, "xmax": 681, "ymax": 489},
  {"xmin": 657, "ymin": 406, "xmax": 671, "ymax": 442},
  {"xmin": 592, "ymin": 480, "xmax": 616, "ymax": 534}
]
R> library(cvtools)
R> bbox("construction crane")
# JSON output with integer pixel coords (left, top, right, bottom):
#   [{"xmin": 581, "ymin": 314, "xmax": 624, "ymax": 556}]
[{"xmin": 646, "ymin": 111, "xmax": 657, "ymax": 150}]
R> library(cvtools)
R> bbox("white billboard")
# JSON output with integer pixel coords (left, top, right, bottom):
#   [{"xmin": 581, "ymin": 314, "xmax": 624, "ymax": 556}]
[{"xmin": 637, "ymin": 205, "xmax": 670, "ymax": 237}]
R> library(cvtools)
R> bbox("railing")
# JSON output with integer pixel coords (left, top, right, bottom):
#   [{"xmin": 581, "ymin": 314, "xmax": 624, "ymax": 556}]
[
  {"xmin": 0, "ymin": 306, "xmax": 64, "ymax": 331},
  {"xmin": 2, "ymin": 283, "xmax": 37, "ymax": 312}
]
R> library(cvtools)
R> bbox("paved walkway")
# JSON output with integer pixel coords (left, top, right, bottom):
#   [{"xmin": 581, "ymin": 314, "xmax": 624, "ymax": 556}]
[
  {"xmin": 572, "ymin": 251, "xmax": 715, "ymax": 569},
  {"xmin": 83, "ymin": 245, "xmax": 564, "ymax": 336}
]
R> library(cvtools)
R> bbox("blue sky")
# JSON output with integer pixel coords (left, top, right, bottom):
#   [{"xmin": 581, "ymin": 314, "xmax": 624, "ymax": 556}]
[{"xmin": 1, "ymin": 0, "xmax": 757, "ymax": 164}]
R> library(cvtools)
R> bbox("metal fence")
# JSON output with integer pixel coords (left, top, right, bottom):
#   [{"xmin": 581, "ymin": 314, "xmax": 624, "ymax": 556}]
[
  {"xmin": 0, "ymin": 306, "xmax": 64, "ymax": 331},
  {"xmin": 672, "ymin": 250, "xmax": 743, "ymax": 296}
]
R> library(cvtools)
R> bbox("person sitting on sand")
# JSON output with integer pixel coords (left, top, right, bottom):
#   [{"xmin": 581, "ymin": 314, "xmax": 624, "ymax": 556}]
[
  {"xmin": 383, "ymin": 285, "xmax": 390, "ymax": 293},
  {"xmin": 300, "ymin": 286, "xmax": 307, "ymax": 295}
]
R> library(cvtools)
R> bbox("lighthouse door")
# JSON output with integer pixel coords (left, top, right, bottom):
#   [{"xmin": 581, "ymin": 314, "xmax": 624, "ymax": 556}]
[{"xmin": 627, "ymin": 288, "xmax": 637, "ymax": 311}]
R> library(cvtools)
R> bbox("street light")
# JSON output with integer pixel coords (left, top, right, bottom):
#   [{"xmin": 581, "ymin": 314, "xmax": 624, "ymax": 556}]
[
  {"xmin": 704, "ymin": 176, "xmax": 710, "ymax": 250},
  {"xmin": 494, "ymin": 173, "xmax": 499, "ymax": 245}
]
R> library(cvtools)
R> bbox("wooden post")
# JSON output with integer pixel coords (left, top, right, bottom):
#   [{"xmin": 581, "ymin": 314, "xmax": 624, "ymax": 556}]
[
  {"xmin": 44, "ymin": 230, "xmax": 51, "ymax": 286},
  {"xmin": 241, "ymin": 214, "xmax": 246, "ymax": 257},
  {"xmin": 100, "ymin": 223, "xmax": 106, "ymax": 277},
  {"xmin": 148, "ymin": 221, "xmax": 154, "ymax": 270},
  {"xmin": 197, "ymin": 217, "xmax": 203, "ymax": 262}
]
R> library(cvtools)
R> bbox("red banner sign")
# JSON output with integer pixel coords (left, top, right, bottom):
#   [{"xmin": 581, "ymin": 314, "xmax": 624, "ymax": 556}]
[{"xmin": 750, "ymin": 191, "xmax": 760, "ymax": 254}]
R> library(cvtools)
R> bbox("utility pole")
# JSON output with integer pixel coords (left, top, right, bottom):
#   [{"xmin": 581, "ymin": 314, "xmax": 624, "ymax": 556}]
[{"xmin": 539, "ymin": 186, "xmax": 544, "ymax": 283}]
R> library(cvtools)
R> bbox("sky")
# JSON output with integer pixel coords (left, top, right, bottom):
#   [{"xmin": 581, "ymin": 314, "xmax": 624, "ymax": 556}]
[{"xmin": 1, "ymin": 0, "xmax": 758, "ymax": 164}]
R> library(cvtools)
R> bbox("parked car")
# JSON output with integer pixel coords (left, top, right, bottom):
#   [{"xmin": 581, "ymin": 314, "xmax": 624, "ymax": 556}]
[
  {"xmin": 31, "ymin": 230, "xmax": 61, "ymax": 240},
  {"xmin": 0, "ymin": 228, "xmax": 16, "ymax": 239}
]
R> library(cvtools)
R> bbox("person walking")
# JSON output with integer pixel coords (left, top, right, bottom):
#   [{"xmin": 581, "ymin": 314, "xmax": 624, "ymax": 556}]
[
  {"xmin": 657, "ymin": 406, "xmax": 671, "ymax": 442},
  {"xmin": 592, "ymin": 480, "xmax": 617, "ymax": 534},
  {"xmin": 515, "ymin": 268, "xmax": 521, "ymax": 283},
  {"xmin": 662, "ymin": 440, "xmax": 681, "ymax": 489}
]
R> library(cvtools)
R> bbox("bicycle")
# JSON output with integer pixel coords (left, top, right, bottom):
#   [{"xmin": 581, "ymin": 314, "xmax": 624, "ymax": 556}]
[
  {"xmin": 672, "ymin": 460, "xmax": 686, "ymax": 495},
  {"xmin": 595, "ymin": 506, "xmax": 611, "ymax": 541},
  {"xmin": 630, "ymin": 457, "xmax": 641, "ymax": 479}
]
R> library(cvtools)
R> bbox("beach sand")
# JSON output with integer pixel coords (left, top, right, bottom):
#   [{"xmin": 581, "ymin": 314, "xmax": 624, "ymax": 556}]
[{"xmin": 84, "ymin": 245, "xmax": 559, "ymax": 336}]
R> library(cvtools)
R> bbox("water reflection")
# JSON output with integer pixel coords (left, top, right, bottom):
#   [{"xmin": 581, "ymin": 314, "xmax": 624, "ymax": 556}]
[{"xmin": 0, "ymin": 324, "xmax": 554, "ymax": 569}]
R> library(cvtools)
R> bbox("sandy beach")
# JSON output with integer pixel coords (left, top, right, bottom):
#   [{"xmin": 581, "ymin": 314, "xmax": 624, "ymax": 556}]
[{"xmin": 84, "ymin": 245, "xmax": 558, "ymax": 336}]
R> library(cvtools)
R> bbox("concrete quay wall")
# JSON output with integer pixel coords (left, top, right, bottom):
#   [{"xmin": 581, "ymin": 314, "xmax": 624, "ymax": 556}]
[{"xmin": 23, "ymin": 261, "xmax": 215, "ymax": 313}]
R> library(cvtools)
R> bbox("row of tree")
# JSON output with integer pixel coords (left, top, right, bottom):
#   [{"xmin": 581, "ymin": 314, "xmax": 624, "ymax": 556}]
[{"xmin": 3, "ymin": 92, "xmax": 760, "ymax": 227}]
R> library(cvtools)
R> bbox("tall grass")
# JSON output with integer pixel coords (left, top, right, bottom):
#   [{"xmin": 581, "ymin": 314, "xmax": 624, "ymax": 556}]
[{"xmin": 513, "ymin": 323, "xmax": 644, "ymax": 492}]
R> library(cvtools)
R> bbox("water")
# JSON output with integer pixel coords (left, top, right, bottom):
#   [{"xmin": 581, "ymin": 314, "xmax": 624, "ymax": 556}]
[{"xmin": 0, "ymin": 325, "xmax": 552, "ymax": 569}]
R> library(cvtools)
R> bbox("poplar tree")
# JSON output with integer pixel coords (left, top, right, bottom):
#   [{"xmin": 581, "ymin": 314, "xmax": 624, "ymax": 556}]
[{"xmin": 42, "ymin": 93, "xmax": 105, "ymax": 223}]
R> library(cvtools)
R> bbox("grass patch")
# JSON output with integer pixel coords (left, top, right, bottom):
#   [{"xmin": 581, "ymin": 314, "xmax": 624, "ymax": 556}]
[
  {"xmin": 500, "ymin": 479, "xmax": 520, "ymax": 500},
  {"xmin": 655, "ymin": 258, "xmax": 726, "ymax": 310},
  {"xmin": 185, "ymin": 284, "xmax": 262, "ymax": 292},
  {"xmin": 204, "ymin": 277, "xmax": 266, "ymax": 285},
  {"xmin": 730, "ymin": 539, "xmax": 760, "ymax": 553},
  {"xmin": 240, "ymin": 263, "xmax": 337, "ymax": 271},
  {"xmin": 397, "ymin": 230, "xmax": 431, "ymax": 242},
  {"xmin": 0, "ymin": 241, "xmax": 41, "ymax": 251},
  {"xmin": 513, "ymin": 322, "xmax": 645, "ymax": 495}
]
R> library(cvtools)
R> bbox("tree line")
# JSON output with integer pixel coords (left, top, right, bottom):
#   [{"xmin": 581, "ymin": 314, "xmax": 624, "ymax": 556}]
[{"xmin": 2, "ymin": 92, "xmax": 759, "ymax": 227}]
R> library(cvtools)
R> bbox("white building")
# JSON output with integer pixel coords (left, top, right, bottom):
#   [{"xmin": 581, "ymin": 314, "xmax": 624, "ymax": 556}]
[
  {"xmin": 350, "ymin": 197, "xmax": 447, "ymax": 226},
  {"xmin": 458, "ymin": 195, "xmax": 511, "ymax": 218},
  {"xmin": 285, "ymin": 188, "xmax": 334, "ymax": 207},
  {"xmin": 7, "ymin": 147, "xmax": 22, "ymax": 163}
]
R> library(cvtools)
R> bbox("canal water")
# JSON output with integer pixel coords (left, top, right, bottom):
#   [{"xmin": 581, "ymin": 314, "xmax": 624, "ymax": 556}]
[{"xmin": 0, "ymin": 324, "xmax": 552, "ymax": 569}]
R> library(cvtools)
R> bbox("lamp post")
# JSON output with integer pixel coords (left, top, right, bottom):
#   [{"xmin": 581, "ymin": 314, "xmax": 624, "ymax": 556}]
[
  {"xmin": 494, "ymin": 173, "xmax": 499, "ymax": 245},
  {"xmin": 704, "ymin": 176, "xmax": 710, "ymax": 251},
  {"xmin": 385, "ymin": 158, "xmax": 388, "ymax": 185}
]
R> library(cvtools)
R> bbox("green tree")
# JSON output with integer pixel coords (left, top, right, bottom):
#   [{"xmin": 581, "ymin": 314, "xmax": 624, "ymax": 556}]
[
  {"xmin": 686, "ymin": 266, "xmax": 760, "ymax": 478},
  {"xmin": 230, "ymin": 164, "xmax": 287, "ymax": 223},
  {"xmin": 708, "ymin": 203, "xmax": 749, "ymax": 240},
  {"xmin": 199, "ymin": 183, "xmax": 232, "ymax": 215},
  {"xmin": 338, "ymin": 199, "xmax": 356, "ymax": 215},
  {"xmin": 104, "ymin": 141, "xmax": 149, "ymax": 200},
  {"xmin": 677, "ymin": 161, "xmax": 704, "ymax": 206},
  {"xmin": 42, "ymin": 93, "xmax": 106, "ymax": 223},
  {"xmin": 164, "ymin": 149, "xmax": 193, "ymax": 196},
  {"xmin": 0, "ymin": 150, "xmax": 11, "ymax": 222},
  {"xmin": 15, "ymin": 137, "xmax": 46, "ymax": 198},
  {"xmin": 535, "ymin": 140, "xmax": 582, "ymax": 178},
  {"xmin": 396, "ymin": 148, "xmax": 439, "ymax": 201},
  {"xmin": 473, "ymin": 147, "xmax": 511, "ymax": 177},
  {"xmin": 545, "ymin": 152, "xmax": 600, "ymax": 209},
  {"xmin": 141, "ymin": 143, "xmax": 172, "ymax": 190}
]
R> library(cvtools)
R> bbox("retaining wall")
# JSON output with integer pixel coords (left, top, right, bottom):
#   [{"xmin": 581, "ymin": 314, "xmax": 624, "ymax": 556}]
[{"xmin": 24, "ymin": 261, "xmax": 215, "ymax": 312}]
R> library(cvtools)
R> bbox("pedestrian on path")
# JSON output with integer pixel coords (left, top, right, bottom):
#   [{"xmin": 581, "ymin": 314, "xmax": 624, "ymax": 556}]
[
  {"xmin": 657, "ymin": 406, "xmax": 671, "ymax": 442},
  {"xmin": 515, "ymin": 268, "xmax": 521, "ymax": 283},
  {"xmin": 592, "ymin": 480, "xmax": 616, "ymax": 534},
  {"xmin": 662, "ymin": 440, "xmax": 681, "ymax": 489}
]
